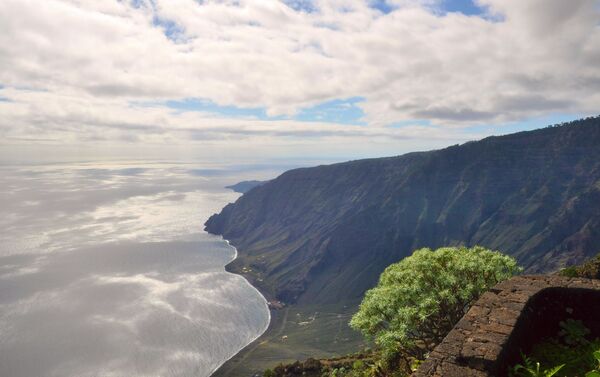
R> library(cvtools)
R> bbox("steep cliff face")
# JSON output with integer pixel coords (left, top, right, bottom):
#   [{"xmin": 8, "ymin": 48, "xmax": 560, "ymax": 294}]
[{"xmin": 205, "ymin": 117, "xmax": 600, "ymax": 304}]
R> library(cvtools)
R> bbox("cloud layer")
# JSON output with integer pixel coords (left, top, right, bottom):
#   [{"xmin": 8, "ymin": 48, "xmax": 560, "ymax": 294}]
[{"xmin": 0, "ymin": 0, "xmax": 598, "ymax": 153}]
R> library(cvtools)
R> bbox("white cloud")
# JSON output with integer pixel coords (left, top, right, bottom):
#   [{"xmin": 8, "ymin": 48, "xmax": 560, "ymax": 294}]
[
  {"xmin": 0, "ymin": 86, "xmax": 475, "ymax": 144},
  {"xmin": 0, "ymin": 0, "xmax": 598, "ymax": 150}
]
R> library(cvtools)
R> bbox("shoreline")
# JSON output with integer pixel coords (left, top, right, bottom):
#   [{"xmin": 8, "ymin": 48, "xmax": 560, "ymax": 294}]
[
  {"xmin": 205, "ymin": 235, "xmax": 365, "ymax": 377},
  {"xmin": 211, "ymin": 296, "xmax": 366, "ymax": 377},
  {"xmin": 208, "ymin": 236, "xmax": 272, "ymax": 377},
  {"xmin": 204, "ymin": 211, "xmax": 364, "ymax": 376}
]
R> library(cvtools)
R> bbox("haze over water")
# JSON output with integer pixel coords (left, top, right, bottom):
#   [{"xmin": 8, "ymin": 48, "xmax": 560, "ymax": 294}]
[{"xmin": 0, "ymin": 161, "xmax": 275, "ymax": 377}]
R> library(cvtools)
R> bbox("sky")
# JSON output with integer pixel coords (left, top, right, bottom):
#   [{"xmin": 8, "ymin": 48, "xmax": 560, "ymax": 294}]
[{"xmin": 0, "ymin": 0, "xmax": 599, "ymax": 162}]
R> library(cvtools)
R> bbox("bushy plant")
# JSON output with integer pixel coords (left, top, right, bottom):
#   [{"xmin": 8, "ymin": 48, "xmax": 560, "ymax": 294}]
[
  {"xmin": 559, "ymin": 253, "xmax": 600, "ymax": 279},
  {"xmin": 559, "ymin": 319, "xmax": 590, "ymax": 346},
  {"xmin": 511, "ymin": 321, "xmax": 600, "ymax": 377},
  {"xmin": 352, "ymin": 360, "xmax": 365, "ymax": 370},
  {"xmin": 559, "ymin": 266, "xmax": 579, "ymax": 278},
  {"xmin": 350, "ymin": 246, "xmax": 521, "ymax": 362}
]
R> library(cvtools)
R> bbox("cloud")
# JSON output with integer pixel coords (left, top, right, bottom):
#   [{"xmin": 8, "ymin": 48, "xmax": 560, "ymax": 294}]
[
  {"xmin": 0, "ymin": 0, "xmax": 598, "ymax": 147},
  {"xmin": 0, "ymin": 87, "xmax": 476, "ymax": 145}
]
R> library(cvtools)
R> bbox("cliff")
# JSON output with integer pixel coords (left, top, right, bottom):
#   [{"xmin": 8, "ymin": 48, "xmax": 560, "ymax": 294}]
[{"xmin": 205, "ymin": 116, "xmax": 600, "ymax": 305}]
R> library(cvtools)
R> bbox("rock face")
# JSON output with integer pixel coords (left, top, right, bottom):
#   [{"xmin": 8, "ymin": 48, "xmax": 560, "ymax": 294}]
[
  {"xmin": 412, "ymin": 275, "xmax": 600, "ymax": 377},
  {"xmin": 205, "ymin": 116, "xmax": 600, "ymax": 304}
]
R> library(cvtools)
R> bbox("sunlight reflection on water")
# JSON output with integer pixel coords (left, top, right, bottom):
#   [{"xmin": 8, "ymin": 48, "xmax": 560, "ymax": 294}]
[{"xmin": 0, "ymin": 162, "xmax": 271, "ymax": 377}]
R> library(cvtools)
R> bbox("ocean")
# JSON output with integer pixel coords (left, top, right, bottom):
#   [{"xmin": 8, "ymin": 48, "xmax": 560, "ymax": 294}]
[{"xmin": 0, "ymin": 161, "xmax": 274, "ymax": 377}]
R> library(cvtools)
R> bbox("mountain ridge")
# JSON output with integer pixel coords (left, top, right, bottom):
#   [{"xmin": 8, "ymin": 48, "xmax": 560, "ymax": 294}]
[{"xmin": 205, "ymin": 116, "xmax": 600, "ymax": 305}]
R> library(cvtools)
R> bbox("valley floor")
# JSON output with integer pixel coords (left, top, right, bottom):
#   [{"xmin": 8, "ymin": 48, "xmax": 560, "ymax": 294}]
[{"xmin": 213, "ymin": 301, "xmax": 367, "ymax": 377}]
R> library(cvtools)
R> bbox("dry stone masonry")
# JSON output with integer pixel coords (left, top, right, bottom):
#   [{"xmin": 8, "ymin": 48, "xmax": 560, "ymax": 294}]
[{"xmin": 413, "ymin": 275, "xmax": 600, "ymax": 377}]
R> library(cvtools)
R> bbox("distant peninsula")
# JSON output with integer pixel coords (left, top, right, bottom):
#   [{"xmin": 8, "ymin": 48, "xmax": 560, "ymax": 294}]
[{"xmin": 226, "ymin": 180, "xmax": 267, "ymax": 194}]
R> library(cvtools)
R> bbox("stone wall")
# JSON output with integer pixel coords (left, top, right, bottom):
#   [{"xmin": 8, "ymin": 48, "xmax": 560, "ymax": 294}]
[{"xmin": 413, "ymin": 275, "xmax": 600, "ymax": 377}]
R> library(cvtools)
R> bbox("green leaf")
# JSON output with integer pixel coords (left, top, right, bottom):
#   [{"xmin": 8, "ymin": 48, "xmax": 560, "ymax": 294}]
[
  {"xmin": 544, "ymin": 364, "xmax": 564, "ymax": 377},
  {"xmin": 585, "ymin": 371, "xmax": 600, "ymax": 377}
]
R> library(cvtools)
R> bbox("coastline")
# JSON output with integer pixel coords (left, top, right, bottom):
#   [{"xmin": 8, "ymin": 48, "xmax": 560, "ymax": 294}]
[
  {"xmin": 205, "ymin": 199, "xmax": 364, "ymax": 376},
  {"xmin": 206, "ymin": 235, "xmax": 365, "ymax": 377},
  {"xmin": 210, "ymin": 238, "xmax": 366, "ymax": 377},
  {"xmin": 209, "ymin": 237, "xmax": 272, "ymax": 377}
]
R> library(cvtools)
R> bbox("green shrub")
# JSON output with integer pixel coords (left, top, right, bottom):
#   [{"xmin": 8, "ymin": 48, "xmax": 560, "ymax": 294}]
[
  {"xmin": 511, "ymin": 320, "xmax": 600, "ymax": 377},
  {"xmin": 350, "ymin": 246, "xmax": 521, "ymax": 362},
  {"xmin": 559, "ymin": 253, "xmax": 600, "ymax": 279},
  {"xmin": 530, "ymin": 339, "xmax": 600, "ymax": 376},
  {"xmin": 558, "ymin": 266, "xmax": 578, "ymax": 278},
  {"xmin": 559, "ymin": 319, "xmax": 590, "ymax": 346}
]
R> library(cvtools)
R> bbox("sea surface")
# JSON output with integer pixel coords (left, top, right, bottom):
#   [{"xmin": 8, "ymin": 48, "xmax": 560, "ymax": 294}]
[{"xmin": 0, "ymin": 161, "xmax": 275, "ymax": 377}]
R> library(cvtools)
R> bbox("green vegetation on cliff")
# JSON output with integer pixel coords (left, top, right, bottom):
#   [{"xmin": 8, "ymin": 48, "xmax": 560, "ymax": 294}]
[
  {"xmin": 351, "ymin": 246, "xmax": 521, "ymax": 363},
  {"xmin": 208, "ymin": 116, "xmax": 600, "ymax": 375},
  {"xmin": 560, "ymin": 253, "xmax": 600, "ymax": 279},
  {"xmin": 206, "ymin": 116, "xmax": 600, "ymax": 306},
  {"xmin": 265, "ymin": 250, "xmax": 600, "ymax": 377},
  {"xmin": 265, "ymin": 246, "xmax": 521, "ymax": 377}
]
